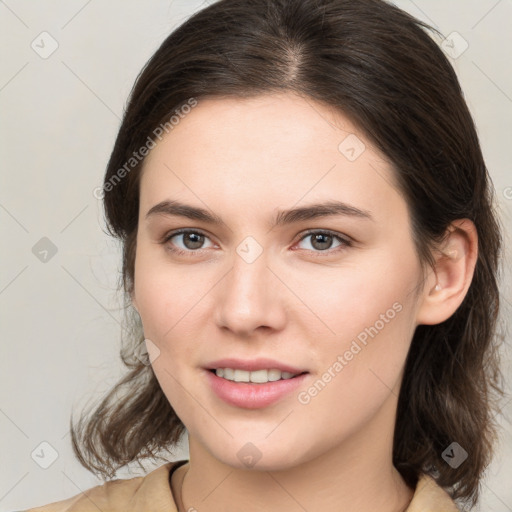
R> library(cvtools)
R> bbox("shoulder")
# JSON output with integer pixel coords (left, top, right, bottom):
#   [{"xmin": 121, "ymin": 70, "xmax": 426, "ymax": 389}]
[
  {"xmin": 406, "ymin": 473, "xmax": 460, "ymax": 512},
  {"xmin": 23, "ymin": 461, "xmax": 183, "ymax": 512}
]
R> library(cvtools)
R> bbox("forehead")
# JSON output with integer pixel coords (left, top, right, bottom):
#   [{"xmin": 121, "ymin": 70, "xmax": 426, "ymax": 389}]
[
  {"xmin": 144, "ymin": 92, "xmax": 383, "ymax": 167},
  {"xmin": 138, "ymin": 92, "xmax": 405, "ymax": 225}
]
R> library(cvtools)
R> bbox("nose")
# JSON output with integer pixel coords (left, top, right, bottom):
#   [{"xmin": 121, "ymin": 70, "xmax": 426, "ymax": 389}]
[{"xmin": 214, "ymin": 250, "xmax": 287, "ymax": 337}]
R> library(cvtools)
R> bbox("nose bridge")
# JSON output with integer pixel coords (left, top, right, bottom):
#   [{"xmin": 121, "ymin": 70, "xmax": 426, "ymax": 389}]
[{"xmin": 215, "ymin": 243, "xmax": 285, "ymax": 334}]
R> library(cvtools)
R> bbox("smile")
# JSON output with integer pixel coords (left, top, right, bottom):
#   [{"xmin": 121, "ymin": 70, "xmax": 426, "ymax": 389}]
[
  {"xmin": 213, "ymin": 367, "xmax": 302, "ymax": 383},
  {"xmin": 205, "ymin": 369, "xmax": 309, "ymax": 409}
]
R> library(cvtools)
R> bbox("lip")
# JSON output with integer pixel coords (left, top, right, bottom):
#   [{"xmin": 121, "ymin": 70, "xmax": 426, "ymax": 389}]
[
  {"xmin": 204, "ymin": 369, "xmax": 309, "ymax": 409},
  {"xmin": 203, "ymin": 357, "xmax": 307, "ymax": 374}
]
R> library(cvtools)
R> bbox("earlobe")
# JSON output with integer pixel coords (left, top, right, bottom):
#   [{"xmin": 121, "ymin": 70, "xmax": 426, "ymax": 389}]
[{"xmin": 416, "ymin": 219, "xmax": 478, "ymax": 326}]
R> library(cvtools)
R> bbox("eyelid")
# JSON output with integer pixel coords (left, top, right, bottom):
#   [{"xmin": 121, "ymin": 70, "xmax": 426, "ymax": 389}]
[{"xmin": 295, "ymin": 228, "xmax": 352, "ymax": 244}]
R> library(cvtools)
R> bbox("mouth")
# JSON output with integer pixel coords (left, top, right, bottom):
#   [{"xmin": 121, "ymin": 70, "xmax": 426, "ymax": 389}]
[
  {"xmin": 207, "ymin": 368, "xmax": 309, "ymax": 383},
  {"xmin": 204, "ymin": 368, "xmax": 310, "ymax": 409}
]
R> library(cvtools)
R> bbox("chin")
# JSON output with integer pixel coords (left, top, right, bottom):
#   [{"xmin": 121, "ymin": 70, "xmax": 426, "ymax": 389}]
[{"xmin": 203, "ymin": 437, "xmax": 313, "ymax": 472}]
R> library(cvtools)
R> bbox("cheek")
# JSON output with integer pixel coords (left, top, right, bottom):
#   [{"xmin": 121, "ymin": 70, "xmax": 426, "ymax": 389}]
[
  {"xmin": 295, "ymin": 248, "xmax": 419, "ymax": 405},
  {"xmin": 295, "ymin": 299, "xmax": 415, "ymax": 443},
  {"xmin": 295, "ymin": 251, "xmax": 417, "ymax": 345},
  {"xmin": 133, "ymin": 245, "xmax": 203, "ymax": 339}
]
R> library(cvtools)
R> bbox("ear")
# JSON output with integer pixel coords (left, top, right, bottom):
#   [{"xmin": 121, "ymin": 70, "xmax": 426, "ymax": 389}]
[{"xmin": 416, "ymin": 219, "xmax": 478, "ymax": 326}]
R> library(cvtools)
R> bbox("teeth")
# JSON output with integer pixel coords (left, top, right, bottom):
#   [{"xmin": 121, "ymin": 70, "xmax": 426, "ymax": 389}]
[{"xmin": 214, "ymin": 368, "xmax": 299, "ymax": 383}]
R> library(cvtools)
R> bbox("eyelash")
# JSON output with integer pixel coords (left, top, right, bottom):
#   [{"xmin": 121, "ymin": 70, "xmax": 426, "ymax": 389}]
[{"xmin": 160, "ymin": 228, "xmax": 353, "ymax": 258}]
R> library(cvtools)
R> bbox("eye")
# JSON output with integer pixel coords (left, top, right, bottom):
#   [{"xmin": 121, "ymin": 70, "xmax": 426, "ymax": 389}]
[
  {"xmin": 162, "ymin": 229, "xmax": 214, "ymax": 255},
  {"xmin": 161, "ymin": 228, "xmax": 352, "ymax": 257},
  {"xmin": 294, "ymin": 230, "xmax": 352, "ymax": 254}
]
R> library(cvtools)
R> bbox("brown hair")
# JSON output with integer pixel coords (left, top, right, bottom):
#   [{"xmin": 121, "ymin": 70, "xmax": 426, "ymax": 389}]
[{"xmin": 70, "ymin": 0, "xmax": 504, "ymax": 508}]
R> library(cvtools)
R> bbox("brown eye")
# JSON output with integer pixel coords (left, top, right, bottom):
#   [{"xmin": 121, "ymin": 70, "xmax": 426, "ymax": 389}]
[
  {"xmin": 163, "ymin": 229, "xmax": 214, "ymax": 254},
  {"xmin": 179, "ymin": 232, "xmax": 205, "ymax": 250},
  {"xmin": 310, "ymin": 233, "xmax": 334, "ymax": 251},
  {"xmin": 296, "ymin": 230, "xmax": 352, "ymax": 254}
]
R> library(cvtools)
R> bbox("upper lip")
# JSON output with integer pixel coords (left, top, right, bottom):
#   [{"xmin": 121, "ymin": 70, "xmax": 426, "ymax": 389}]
[{"xmin": 204, "ymin": 358, "xmax": 308, "ymax": 374}]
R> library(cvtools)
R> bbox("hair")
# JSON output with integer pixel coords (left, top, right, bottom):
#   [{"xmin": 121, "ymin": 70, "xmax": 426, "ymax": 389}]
[{"xmin": 70, "ymin": 0, "xmax": 504, "ymax": 508}]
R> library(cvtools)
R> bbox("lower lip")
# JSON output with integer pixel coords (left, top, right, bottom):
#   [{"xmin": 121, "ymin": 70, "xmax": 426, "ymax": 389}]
[{"xmin": 204, "ymin": 370, "xmax": 309, "ymax": 409}]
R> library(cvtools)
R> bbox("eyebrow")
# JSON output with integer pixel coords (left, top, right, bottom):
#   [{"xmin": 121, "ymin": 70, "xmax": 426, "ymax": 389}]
[{"xmin": 145, "ymin": 199, "xmax": 373, "ymax": 228}]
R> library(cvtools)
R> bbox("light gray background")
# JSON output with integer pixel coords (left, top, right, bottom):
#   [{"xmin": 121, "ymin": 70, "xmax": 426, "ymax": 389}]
[{"xmin": 1, "ymin": 1, "xmax": 511, "ymax": 510}]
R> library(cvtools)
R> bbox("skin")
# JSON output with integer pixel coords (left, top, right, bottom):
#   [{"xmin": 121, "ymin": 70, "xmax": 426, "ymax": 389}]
[{"xmin": 131, "ymin": 92, "xmax": 478, "ymax": 512}]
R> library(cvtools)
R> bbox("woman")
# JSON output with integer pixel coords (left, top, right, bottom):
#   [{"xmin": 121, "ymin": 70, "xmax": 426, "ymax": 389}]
[{"xmin": 25, "ymin": 0, "xmax": 504, "ymax": 510}]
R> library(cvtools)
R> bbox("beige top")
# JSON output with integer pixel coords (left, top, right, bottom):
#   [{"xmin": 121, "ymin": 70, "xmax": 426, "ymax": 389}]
[{"xmin": 24, "ymin": 460, "xmax": 460, "ymax": 512}]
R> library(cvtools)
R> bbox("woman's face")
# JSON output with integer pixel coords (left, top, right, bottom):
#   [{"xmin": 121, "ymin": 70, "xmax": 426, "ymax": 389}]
[{"xmin": 132, "ymin": 92, "xmax": 428, "ymax": 470}]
